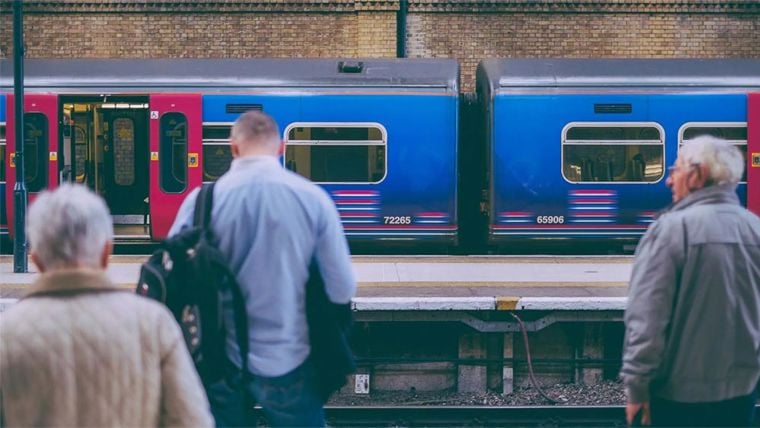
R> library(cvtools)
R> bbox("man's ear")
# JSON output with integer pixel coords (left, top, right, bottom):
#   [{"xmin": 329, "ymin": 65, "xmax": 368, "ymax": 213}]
[
  {"xmin": 31, "ymin": 251, "xmax": 45, "ymax": 273},
  {"xmin": 277, "ymin": 140, "xmax": 285, "ymax": 156},
  {"xmin": 100, "ymin": 241, "xmax": 113, "ymax": 269},
  {"xmin": 691, "ymin": 164, "xmax": 711, "ymax": 190},
  {"xmin": 230, "ymin": 142, "xmax": 240, "ymax": 158}
]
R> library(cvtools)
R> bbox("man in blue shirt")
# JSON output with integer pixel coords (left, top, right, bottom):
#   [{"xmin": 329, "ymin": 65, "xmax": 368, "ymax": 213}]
[{"xmin": 169, "ymin": 111, "xmax": 356, "ymax": 427}]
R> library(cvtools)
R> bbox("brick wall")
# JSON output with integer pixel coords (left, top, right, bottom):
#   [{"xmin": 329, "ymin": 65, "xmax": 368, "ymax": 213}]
[
  {"xmin": 408, "ymin": 12, "xmax": 760, "ymax": 90},
  {"xmin": 1, "ymin": 1, "xmax": 758, "ymax": 91}
]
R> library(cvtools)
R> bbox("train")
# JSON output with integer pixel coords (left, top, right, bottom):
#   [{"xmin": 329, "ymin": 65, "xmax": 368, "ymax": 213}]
[{"xmin": 1, "ymin": 58, "xmax": 758, "ymax": 253}]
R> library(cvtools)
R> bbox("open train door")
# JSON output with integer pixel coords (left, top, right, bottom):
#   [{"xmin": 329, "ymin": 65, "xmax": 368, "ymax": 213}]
[
  {"xmin": 5, "ymin": 94, "xmax": 59, "ymax": 236},
  {"xmin": 149, "ymin": 94, "xmax": 202, "ymax": 239},
  {"xmin": 748, "ymin": 93, "xmax": 760, "ymax": 216}
]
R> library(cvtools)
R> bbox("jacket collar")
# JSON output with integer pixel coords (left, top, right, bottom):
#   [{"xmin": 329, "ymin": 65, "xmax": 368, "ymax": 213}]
[
  {"xmin": 658, "ymin": 184, "xmax": 739, "ymax": 217},
  {"xmin": 25, "ymin": 269, "xmax": 120, "ymax": 299}
]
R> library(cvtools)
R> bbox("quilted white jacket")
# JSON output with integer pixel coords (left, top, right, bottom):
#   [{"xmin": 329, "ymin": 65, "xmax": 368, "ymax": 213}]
[{"xmin": 0, "ymin": 269, "xmax": 214, "ymax": 427}]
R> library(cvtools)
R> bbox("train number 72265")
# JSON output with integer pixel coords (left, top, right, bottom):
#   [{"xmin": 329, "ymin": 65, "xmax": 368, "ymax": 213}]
[{"xmin": 384, "ymin": 216, "xmax": 412, "ymax": 225}]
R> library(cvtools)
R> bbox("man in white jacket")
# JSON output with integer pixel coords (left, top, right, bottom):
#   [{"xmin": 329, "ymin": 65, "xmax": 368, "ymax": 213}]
[{"xmin": 0, "ymin": 184, "xmax": 213, "ymax": 427}]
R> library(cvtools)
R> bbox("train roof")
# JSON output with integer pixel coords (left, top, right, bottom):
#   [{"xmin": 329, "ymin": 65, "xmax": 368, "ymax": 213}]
[
  {"xmin": 0, "ymin": 58, "xmax": 459, "ymax": 93},
  {"xmin": 478, "ymin": 58, "xmax": 760, "ymax": 92}
]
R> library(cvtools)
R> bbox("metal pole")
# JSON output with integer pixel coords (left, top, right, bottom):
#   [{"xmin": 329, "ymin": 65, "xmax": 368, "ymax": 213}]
[
  {"xmin": 396, "ymin": 0, "xmax": 407, "ymax": 58},
  {"xmin": 13, "ymin": 0, "xmax": 28, "ymax": 273}
]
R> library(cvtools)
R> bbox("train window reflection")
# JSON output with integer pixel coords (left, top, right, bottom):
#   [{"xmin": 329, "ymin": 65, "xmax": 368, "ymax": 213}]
[
  {"xmin": 202, "ymin": 145, "xmax": 232, "ymax": 181},
  {"xmin": 202, "ymin": 125, "xmax": 231, "ymax": 141},
  {"xmin": 680, "ymin": 123, "xmax": 747, "ymax": 183},
  {"xmin": 24, "ymin": 113, "xmax": 48, "ymax": 192},
  {"xmin": 202, "ymin": 124, "xmax": 232, "ymax": 182},
  {"xmin": 112, "ymin": 118, "xmax": 135, "ymax": 186},
  {"xmin": 563, "ymin": 123, "xmax": 664, "ymax": 183},
  {"xmin": 74, "ymin": 125, "xmax": 87, "ymax": 183},
  {"xmin": 160, "ymin": 113, "xmax": 187, "ymax": 193},
  {"xmin": 284, "ymin": 123, "xmax": 386, "ymax": 183}
]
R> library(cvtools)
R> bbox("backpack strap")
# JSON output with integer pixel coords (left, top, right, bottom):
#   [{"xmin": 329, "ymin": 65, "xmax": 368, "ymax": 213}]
[
  {"xmin": 192, "ymin": 182, "xmax": 251, "ymax": 378},
  {"xmin": 193, "ymin": 183, "xmax": 215, "ymax": 230}
]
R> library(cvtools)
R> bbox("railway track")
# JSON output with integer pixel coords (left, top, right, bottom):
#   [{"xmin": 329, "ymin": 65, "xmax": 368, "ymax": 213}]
[{"xmin": 321, "ymin": 405, "xmax": 628, "ymax": 427}]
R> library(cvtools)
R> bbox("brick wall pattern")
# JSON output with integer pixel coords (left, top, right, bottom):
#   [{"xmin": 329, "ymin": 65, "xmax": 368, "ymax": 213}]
[{"xmin": 1, "ymin": 1, "xmax": 758, "ymax": 91}]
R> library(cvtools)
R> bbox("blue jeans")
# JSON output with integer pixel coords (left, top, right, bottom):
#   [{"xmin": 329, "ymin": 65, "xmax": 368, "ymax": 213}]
[{"xmin": 206, "ymin": 358, "xmax": 325, "ymax": 428}]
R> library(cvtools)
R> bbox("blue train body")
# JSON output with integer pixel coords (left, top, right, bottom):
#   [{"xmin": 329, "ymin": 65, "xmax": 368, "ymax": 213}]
[
  {"xmin": 0, "ymin": 58, "xmax": 459, "ymax": 245},
  {"xmin": 478, "ymin": 59, "xmax": 760, "ymax": 245},
  {"xmin": 202, "ymin": 91, "xmax": 459, "ymax": 242},
  {"xmin": 1, "ymin": 58, "xmax": 758, "ymax": 252}
]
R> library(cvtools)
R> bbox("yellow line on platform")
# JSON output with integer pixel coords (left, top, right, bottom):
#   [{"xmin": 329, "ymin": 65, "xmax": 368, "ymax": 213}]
[{"xmin": 496, "ymin": 296, "xmax": 519, "ymax": 310}]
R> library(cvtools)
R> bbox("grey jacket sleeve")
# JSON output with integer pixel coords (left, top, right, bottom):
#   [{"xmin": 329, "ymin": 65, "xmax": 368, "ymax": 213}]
[{"xmin": 621, "ymin": 218, "xmax": 682, "ymax": 403}]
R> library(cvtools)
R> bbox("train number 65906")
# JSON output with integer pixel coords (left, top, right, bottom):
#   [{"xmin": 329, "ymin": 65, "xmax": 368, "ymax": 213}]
[{"xmin": 536, "ymin": 215, "xmax": 565, "ymax": 224}]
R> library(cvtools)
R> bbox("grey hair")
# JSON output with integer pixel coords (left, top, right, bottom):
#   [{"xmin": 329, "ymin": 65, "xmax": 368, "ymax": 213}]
[
  {"xmin": 230, "ymin": 110, "xmax": 280, "ymax": 150},
  {"xmin": 26, "ymin": 184, "xmax": 113, "ymax": 269},
  {"xmin": 678, "ymin": 136, "xmax": 745, "ymax": 186}
]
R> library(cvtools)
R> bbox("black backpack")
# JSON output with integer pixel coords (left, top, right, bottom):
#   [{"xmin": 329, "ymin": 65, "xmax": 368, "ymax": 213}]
[{"xmin": 136, "ymin": 183, "xmax": 248, "ymax": 385}]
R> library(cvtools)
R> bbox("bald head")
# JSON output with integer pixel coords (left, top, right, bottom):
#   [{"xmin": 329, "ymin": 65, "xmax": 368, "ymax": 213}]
[{"xmin": 230, "ymin": 111, "xmax": 282, "ymax": 157}]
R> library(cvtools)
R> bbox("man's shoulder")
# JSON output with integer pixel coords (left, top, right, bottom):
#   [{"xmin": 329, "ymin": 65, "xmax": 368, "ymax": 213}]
[
  {"xmin": 0, "ymin": 292, "xmax": 173, "ymax": 341},
  {"xmin": 277, "ymin": 168, "xmax": 334, "ymax": 204}
]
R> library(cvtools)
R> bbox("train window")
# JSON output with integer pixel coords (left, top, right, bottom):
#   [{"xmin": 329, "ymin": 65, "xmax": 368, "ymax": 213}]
[
  {"xmin": 74, "ymin": 125, "xmax": 87, "ymax": 183},
  {"xmin": 112, "ymin": 118, "xmax": 135, "ymax": 186},
  {"xmin": 679, "ymin": 123, "xmax": 747, "ymax": 183},
  {"xmin": 202, "ymin": 145, "xmax": 232, "ymax": 182},
  {"xmin": 562, "ymin": 123, "xmax": 664, "ymax": 183},
  {"xmin": 203, "ymin": 125, "xmax": 231, "ymax": 141},
  {"xmin": 202, "ymin": 124, "xmax": 233, "ymax": 182},
  {"xmin": 160, "ymin": 113, "xmax": 187, "ymax": 193},
  {"xmin": 24, "ymin": 113, "xmax": 49, "ymax": 192},
  {"xmin": 283, "ymin": 123, "xmax": 387, "ymax": 183},
  {"xmin": 0, "ymin": 124, "xmax": 5, "ymax": 183}
]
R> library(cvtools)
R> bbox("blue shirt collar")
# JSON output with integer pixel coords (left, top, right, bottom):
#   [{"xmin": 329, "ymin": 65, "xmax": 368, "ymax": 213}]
[{"xmin": 230, "ymin": 155, "xmax": 282, "ymax": 172}]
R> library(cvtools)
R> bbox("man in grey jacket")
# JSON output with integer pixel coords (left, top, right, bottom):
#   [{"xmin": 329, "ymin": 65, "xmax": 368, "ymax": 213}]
[{"xmin": 622, "ymin": 136, "xmax": 760, "ymax": 427}]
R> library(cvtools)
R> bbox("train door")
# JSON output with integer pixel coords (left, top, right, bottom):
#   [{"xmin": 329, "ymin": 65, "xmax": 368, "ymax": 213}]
[
  {"xmin": 149, "ymin": 94, "xmax": 202, "ymax": 239},
  {"xmin": 102, "ymin": 109, "xmax": 149, "ymax": 215},
  {"xmin": 748, "ymin": 93, "xmax": 760, "ymax": 216},
  {"xmin": 60, "ymin": 98, "xmax": 150, "ymax": 239},
  {"xmin": 5, "ymin": 94, "xmax": 58, "ymax": 236}
]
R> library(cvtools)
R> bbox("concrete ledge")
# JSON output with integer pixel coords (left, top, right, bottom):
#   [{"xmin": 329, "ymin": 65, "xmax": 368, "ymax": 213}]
[
  {"xmin": 515, "ymin": 297, "xmax": 627, "ymax": 311},
  {"xmin": 0, "ymin": 296, "xmax": 629, "ymax": 313},
  {"xmin": 0, "ymin": 298, "xmax": 17, "ymax": 312},
  {"xmin": 352, "ymin": 297, "xmax": 496, "ymax": 311}
]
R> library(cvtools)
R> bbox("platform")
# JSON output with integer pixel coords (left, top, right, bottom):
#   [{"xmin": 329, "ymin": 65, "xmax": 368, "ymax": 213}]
[{"xmin": 0, "ymin": 255, "xmax": 631, "ymax": 314}]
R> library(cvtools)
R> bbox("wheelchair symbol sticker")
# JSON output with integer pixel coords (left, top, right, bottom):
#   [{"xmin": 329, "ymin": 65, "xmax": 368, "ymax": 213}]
[{"xmin": 150, "ymin": 111, "xmax": 159, "ymax": 120}]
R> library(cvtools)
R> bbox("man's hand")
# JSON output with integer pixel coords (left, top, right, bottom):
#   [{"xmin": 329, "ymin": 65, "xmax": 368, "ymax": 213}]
[{"xmin": 626, "ymin": 401, "xmax": 651, "ymax": 426}]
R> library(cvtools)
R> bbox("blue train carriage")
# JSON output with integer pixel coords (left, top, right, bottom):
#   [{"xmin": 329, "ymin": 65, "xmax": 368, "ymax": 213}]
[
  {"xmin": 201, "ymin": 59, "xmax": 460, "ymax": 245},
  {"xmin": 477, "ymin": 58, "xmax": 760, "ymax": 247}
]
